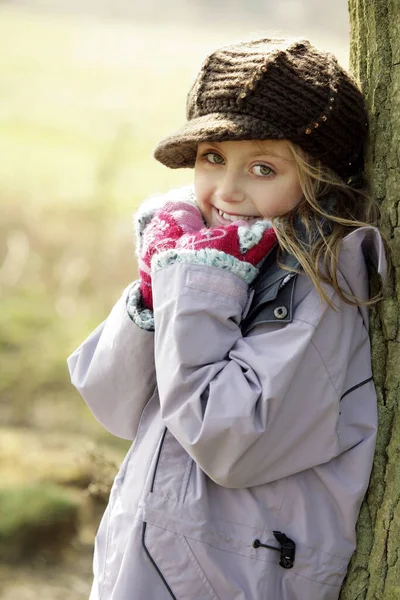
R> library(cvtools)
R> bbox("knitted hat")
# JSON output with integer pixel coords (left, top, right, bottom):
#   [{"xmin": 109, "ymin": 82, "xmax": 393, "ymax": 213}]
[{"xmin": 154, "ymin": 38, "xmax": 368, "ymax": 184}]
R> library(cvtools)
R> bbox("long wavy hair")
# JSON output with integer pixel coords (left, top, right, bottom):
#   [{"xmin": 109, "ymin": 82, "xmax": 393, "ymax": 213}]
[{"xmin": 271, "ymin": 142, "xmax": 386, "ymax": 307}]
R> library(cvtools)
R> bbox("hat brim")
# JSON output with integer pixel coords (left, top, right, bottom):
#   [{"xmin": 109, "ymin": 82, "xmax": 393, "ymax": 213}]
[{"xmin": 153, "ymin": 113, "xmax": 284, "ymax": 169}]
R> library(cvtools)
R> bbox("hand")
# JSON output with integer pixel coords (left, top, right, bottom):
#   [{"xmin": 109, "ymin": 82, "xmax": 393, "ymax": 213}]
[
  {"xmin": 142, "ymin": 203, "xmax": 277, "ymax": 300},
  {"xmin": 139, "ymin": 201, "xmax": 204, "ymax": 310},
  {"xmin": 174, "ymin": 220, "xmax": 277, "ymax": 270}
]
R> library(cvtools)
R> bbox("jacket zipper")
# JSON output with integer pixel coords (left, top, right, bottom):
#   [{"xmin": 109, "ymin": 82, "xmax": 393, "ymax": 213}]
[{"xmin": 150, "ymin": 427, "xmax": 168, "ymax": 492}]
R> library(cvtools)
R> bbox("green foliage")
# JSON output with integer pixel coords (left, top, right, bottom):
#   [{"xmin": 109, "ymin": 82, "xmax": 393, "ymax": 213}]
[{"xmin": 0, "ymin": 483, "xmax": 80, "ymax": 563}]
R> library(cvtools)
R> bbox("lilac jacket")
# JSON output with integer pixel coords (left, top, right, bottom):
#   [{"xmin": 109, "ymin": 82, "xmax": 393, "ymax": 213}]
[{"xmin": 68, "ymin": 204, "xmax": 386, "ymax": 599}]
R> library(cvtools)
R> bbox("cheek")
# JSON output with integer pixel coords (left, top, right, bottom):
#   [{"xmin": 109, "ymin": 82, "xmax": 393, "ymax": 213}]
[
  {"xmin": 288, "ymin": 181, "xmax": 303, "ymax": 209},
  {"xmin": 254, "ymin": 180, "xmax": 303, "ymax": 218},
  {"xmin": 194, "ymin": 175, "xmax": 212, "ymax": 205},
  {"xmin": 277, "ymin": 178, "xmax": 303, "ymax": 211},
  {"xmin": 194, "ymin": 180, "xmax": 212, "ymax": 225}
]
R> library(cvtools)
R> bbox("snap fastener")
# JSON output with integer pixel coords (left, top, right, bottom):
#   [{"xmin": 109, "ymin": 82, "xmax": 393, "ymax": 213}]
[{"xmin": 274, "ymin": 306, "xmax": 288, "ymax": 319}]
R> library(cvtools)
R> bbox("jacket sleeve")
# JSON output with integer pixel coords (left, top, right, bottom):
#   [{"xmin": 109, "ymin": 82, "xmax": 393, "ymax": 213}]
[
  {"xmin": 67, "ymin": 284, "xmax": 156, "ymax": 440},
  {"xmin": 152, "ymin": 262, "xmax": 368, "ymax": 488}
]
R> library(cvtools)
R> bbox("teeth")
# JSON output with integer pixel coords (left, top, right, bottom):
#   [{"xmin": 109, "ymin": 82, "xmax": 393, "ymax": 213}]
[{"xmin": 218, "ymin": 209, "xmax": 251, "ymax": 221}]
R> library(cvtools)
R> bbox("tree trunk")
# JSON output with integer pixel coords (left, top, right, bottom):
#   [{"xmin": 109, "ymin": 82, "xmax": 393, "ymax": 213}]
[{"xmin": 340, "ymin": 1, "xmax": 400, "ymax": 599}]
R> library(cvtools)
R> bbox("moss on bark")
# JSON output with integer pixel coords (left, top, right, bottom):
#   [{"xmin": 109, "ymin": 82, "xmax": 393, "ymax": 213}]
[{"xmin": 341, "ymin": 1, "xmax": 400, "ymax": 599}]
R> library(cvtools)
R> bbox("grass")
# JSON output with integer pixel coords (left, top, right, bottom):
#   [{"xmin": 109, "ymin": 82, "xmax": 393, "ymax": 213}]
[{"xmin": 0, "ymin": 483, "xmax": 80, "ymax": 563}]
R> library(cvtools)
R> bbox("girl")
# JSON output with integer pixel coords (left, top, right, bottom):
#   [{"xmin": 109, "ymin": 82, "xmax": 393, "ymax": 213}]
[{"xmin": 68, "ymin": 38, "xmax": 387, "ymax": 600}]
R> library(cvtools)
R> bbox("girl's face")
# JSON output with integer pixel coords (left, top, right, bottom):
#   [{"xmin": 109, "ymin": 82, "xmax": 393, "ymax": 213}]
[{"xmin": 194, "ymin": 139, "xmax": 303, "ymax": 226}]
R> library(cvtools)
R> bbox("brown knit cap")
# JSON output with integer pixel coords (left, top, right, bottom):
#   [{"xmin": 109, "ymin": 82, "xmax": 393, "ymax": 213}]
[{"xmin": 154, "ymin": 38, "xmax": 368, "ymax": 184}]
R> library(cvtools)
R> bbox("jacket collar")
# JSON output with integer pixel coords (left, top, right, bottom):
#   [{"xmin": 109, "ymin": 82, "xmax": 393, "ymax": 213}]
[
  {"xmin": 241, "ymin": 226, "xmax": 386, "ymax": 335},
  {"xmin": 338, "ymin": 226, "xmax": 386, "ymax": 329},
  {"xmin": 240, "ymin": 246, "xmax": 300, "ymax": 335}
]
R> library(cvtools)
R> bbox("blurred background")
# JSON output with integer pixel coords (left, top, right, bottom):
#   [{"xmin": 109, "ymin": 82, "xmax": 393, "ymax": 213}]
[{"xmin": 0, "ymin": 1, "xmax": 349, "ymax": 597}]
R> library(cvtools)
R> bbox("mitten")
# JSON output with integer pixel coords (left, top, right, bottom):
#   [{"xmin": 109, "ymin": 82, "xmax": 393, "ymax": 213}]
[
  {"xmin": 128, "ymin": 188, "xmax": 200, "ymax": 330},
  {"xmin": 139, "ymin": 201, "xmax": 205, "ymax": 310},
  {"xmin": 175, "ymin": 221, "xmax": 277, "ymax": 273},
  {"xmin": 145, "ymin": 206, "xmax": 277, "ymax": 286}
]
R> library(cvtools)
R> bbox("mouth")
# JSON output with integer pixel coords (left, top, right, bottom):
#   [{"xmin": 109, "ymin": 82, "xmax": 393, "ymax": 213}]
[
  {"xmin": 212, "ymin": 206, "xmax": 260, "ymax": 225},
  {"xmin": 217, "ymin": 209, "xmax": 255, "ymax": 221}
]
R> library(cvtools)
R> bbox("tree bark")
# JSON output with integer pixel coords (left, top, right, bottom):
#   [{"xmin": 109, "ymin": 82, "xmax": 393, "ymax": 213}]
[{"xmin": 340, "ymin": 1, "xmax": 400, "ymax": 599}]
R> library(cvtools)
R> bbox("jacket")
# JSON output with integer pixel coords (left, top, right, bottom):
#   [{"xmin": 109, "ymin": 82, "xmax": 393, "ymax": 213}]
[{"xmin": 68, "ymin": 202, "xmax": 386, "ymax": 599}]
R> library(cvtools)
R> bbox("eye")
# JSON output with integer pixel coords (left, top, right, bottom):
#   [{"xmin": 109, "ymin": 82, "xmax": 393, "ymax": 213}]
[
  {"xmin": 203, "ymin": 152, "xmax": 225, "ymax": 165},
  {"xmin": 252, "ymin": 164, "xmax": 274, "ymax": 177}
]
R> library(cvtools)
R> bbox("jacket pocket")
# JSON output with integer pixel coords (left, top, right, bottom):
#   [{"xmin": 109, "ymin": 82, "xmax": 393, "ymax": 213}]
[
  {"xmin": 142, "ymin": 521, "xmax": 343, "ymax": 600},
  {"xmin": 180, "ymin": 536, "xmax": 343, "ymax": 600},
  {"xmin": 142, "ymin": 521, "xmax": 220, "ymax": 600}
]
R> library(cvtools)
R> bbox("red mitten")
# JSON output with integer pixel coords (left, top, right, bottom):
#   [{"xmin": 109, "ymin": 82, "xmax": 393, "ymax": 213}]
[
  {"xmin": 144, "ymin": 206, "xmax": 277, "ymax": 288},
  {"xmin": 175, "ymin": 221, "xmax": 277, "ymax": 268},
  {"xmin": 139, "ymin": 201, "xmax": 204, "ymax": 309}
]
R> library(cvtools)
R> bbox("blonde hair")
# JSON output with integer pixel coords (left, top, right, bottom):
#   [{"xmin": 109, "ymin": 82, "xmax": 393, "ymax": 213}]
[{"xmin": 271, "ymin": 142, "xmax": 385, "ymax": 308}]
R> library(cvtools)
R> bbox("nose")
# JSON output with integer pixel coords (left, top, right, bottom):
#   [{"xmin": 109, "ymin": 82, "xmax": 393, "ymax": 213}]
[{"xmin": 215, "ymin": 170, "xmax": 244, "ymax": 204}]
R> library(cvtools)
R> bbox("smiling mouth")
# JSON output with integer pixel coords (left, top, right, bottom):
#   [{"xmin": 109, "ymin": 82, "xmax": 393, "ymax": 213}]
[{"xmin": 217, "ymin": 208, "xmax": 256, "ymax": 221}]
